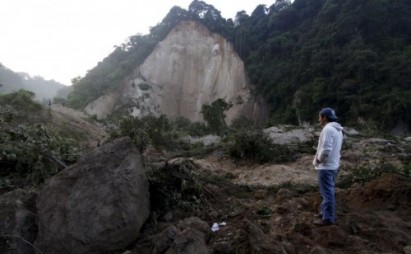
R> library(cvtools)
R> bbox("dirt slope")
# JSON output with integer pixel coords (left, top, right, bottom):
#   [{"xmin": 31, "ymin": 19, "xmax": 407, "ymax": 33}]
[
  {"xmin": 37, "ymin": 109, "xmax": 411, "ymax": 252},
  {"xmin": 133, "ymin": 135, "xmax": 411, "ymax": 254},
  {"xmin": 47, "ymin": 104, "xmax": 107, "ymax": 148}
]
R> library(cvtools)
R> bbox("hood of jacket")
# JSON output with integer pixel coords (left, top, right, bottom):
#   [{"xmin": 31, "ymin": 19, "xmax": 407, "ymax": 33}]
[{"xmin": 326, "ymin": 122, "xmax": 343, "ymax": 131}]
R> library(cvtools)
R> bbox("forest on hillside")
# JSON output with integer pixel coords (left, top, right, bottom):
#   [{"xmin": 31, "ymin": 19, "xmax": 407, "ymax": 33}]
[{"xmin": 67, "ymin": 0, "xmax": 411, "ymax": 134}]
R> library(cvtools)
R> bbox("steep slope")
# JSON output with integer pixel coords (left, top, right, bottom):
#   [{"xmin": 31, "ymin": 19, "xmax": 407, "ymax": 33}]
[{"xmin": 84, "ymin": 20, "xmax": 267, "ymax": 123}]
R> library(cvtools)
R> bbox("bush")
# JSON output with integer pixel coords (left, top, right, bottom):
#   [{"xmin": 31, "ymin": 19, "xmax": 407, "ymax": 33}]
[
  {"xmin": 227, "ymin": 129, "xmax": 295, "ymax": 164},
  {"xmin": 174, "ymin": 117, "xmax": 209, "ymax": 137},
  {"xmin": 201, "ymin": 98, "xmax": 231, "ymax": 135},
  {"xmin": 113, "ymin": 115, "xmax": 213, "ymax": 152},
  {"xmin": 0, "ymin": 123, "xmax": 81, "ymax": 185},
  {"xmin": 0, "ymin": 91, "xmax": 84, "ymax": 186},
  {"xmin": 148, "ymin": 160, "xmax": 204, "ymax": 216},
  {"xmin": 230, "ymin": 116, "xmax": 262, "ymax": 131},
  {"xmin": 0, "ymin": 90, "xmax": 42, "ymax": 112}
]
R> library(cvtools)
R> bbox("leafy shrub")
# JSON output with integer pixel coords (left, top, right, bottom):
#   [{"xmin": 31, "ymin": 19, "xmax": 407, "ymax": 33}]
[
  {"xmin": 113, "ymin": 115, "xmax": 213, "ymax": 152},
  {"xmin": 148, "ymin": 160, "xmax": 204, "ymax": 216},
  {"xmin": 0, "ymin": 123, "xmax": 81, "ymax": 185},
  {"xmin": 0, "ymin": 90, "xmax": 42, "ymax": 112},
  {"xmin": 201, "ymin": 98, "xmax": 231, "ymax": 135},
  {"xmin": 230, "ymin": 116, "xmax": 262, "ymax": 131},
  {"xmin": 0, "ymin": 90, "xmax": 42, "ymax": 121},
  {"xmin": 227, "ymin": 129, "xmax": 295, "ymax": 164},
  {"xmin": 174, "ymin": 117, "xmax": 209, "ymax": 137},
  {"xmin": 0, "ymin": 94, "xmax": 83, "ymax": 186}
]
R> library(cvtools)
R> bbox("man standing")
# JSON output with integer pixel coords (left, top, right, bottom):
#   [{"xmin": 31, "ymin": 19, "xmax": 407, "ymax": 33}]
[{"xmin": 313, "ymin": 107, "xmax": 343, "ymax": 226}]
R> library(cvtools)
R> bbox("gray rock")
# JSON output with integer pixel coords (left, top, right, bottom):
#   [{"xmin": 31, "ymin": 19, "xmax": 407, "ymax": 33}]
[
  {"xmin": 244, "ymin": 220, "xmax": 284, "ymax": 254},
  {"xmin": 152, "ymin": 225, "xmax": 180, "ymax": 254},
  {"xmin": 343, "ymin": 127, "xmax": 361, "ymax": 136},
  {"xmin": 183, "ymin": 135, "xmax": 221, "ymax": 147},
  {"xmin": 165, "ymin": 228, "xmax": 209, "ymax": 254},
  {"xmin": 0, "ymin": 189, "xmax": 37, "ymax": 254},
  {"xmin": 264, "ymin": 125, "xmax": 314, "ymax": 144},
  {"xmin": 34, "ymin": 137, "xmax": 150, "ymax": 254},
  {"xmin": 176, "ymin": 217, "xmax": 211, "ymax": 242}
]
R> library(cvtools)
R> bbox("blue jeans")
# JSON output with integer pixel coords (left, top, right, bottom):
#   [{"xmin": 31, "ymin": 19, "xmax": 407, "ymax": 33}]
[{"xmin": 318, "ymin": 170, "xmax": 338, "ymax": 223}]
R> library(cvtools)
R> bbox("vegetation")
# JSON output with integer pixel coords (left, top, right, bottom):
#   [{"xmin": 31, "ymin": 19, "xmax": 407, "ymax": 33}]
[
  {"xmin": 0, "ymin": 90, "xmax": 42, "ymax": 113},
  {"xmin": 111, "ymin": 103, "xmax": 302, "ymax": 164},
  {"xmin": 66, "ymin": 0, "xmax": 411, "ymax": 133},
  {"xmin": 201, "ymin": 98, "xmax": 231, "ymax": 135},
  {"xmin": 227, "ymin": 128, "xmax": 295, "ymax": 164},
  {"xmin": 110, "ymin": 114, "xmax": 210, "ymax": 153},
  {"xmin": 236, "ymin": 0, "xmax": 411, "ymax": 132},
  {"xmin": 148, "ymin": 160, "xmax": 205, "ymax": 217},
  {"xmin": 0, "ymin": 91, "xmax": 83, "ymax": 187}
]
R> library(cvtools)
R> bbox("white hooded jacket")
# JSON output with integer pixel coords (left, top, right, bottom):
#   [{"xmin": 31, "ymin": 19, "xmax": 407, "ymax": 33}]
[{"xmin": 313, "ymin": 122, "xmax": 343, "ymax": 170}]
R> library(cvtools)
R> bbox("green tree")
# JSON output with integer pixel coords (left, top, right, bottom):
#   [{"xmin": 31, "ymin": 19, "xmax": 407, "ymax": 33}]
[{"xmin": 201, "ymin": 98, "xmax": 232, "ymax": 135}]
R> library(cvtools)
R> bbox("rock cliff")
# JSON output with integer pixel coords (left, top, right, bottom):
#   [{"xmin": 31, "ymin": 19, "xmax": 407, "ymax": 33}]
[{"xmin": 85, "ymin": 20, "xmax": 267, "ymax": 122}]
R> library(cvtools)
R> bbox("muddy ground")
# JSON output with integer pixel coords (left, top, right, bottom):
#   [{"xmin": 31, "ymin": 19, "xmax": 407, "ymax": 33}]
[
  {"xmin": 132, "ymin": 134, "xmax": 411, "ymax": 254},
  {"xmin": 2, "ymin": 105, "xmax": 410, "ymax": 253},
  {"xmin": 53, "ymin": 105, "xmax": 411, "ymax": 253}
]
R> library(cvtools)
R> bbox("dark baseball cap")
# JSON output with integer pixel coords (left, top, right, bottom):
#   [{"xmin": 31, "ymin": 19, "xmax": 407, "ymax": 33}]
[{"xmin": 320, "ymin": 107, "xmax": 338, "ymax": 121}]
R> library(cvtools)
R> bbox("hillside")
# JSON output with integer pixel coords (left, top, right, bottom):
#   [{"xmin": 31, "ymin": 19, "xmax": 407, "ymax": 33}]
[
  {"xmin": 67, "ymin": 0, "xmax": 411, "ymax": 133},
  {"xmin": 1, "ymin": 91, "xmax": 410, "ymax": 253},
  {"xmin": 0, "ymin": 91, "xmax": 107, "ymax": 191},
  {"xmin": 1, "ymin": 0, "xmax": 411, "ymax": 252},
  {"xmin": 81, "ymin": 20, "xmax": 266, "ymax": 123}
]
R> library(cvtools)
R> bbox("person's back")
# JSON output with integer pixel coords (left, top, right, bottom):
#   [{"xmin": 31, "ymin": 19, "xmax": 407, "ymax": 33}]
[{"xmin": 314, "ymin": 121, "xmax": 343, "ymax": 170}]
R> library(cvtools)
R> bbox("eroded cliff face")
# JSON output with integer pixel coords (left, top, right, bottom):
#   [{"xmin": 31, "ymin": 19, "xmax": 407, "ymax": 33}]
[{"xmin": 85, "ymin": 20, "xmax": 266, "ymax": 122}]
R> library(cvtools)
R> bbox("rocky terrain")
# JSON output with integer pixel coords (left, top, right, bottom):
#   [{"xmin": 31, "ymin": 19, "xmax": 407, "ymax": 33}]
[
  {"xmin": 1, "ymin": 106, "xmax": 410, "ymax": 254},
  {"xmin": 132, "ymin": 133, "xmax": 411, "ymax": 254}
]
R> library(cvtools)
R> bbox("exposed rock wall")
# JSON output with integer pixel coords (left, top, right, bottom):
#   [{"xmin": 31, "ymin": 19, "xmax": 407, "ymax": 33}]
[{"xmin": 85, "ymin": 20, "xmax": 267, "ymax": 122}]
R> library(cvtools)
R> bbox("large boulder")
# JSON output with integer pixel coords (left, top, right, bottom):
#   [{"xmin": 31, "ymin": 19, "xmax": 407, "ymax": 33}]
[
  {"xmin": 0, "ymin": 189, "xmax": 37, "ymax": 254},
  {"xmin": 34, "ymin": 137, "xmax": 150, "ymax": 254}
]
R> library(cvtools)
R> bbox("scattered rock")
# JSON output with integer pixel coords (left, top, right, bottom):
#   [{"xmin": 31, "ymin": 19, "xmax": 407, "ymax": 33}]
[
  {"xmin": 264, "ymin": 125, "xmax": 314, "ymax": 144},
  {"xmin": 244, "ymin": 220, "xmax": 284, "ymax": 254},
  {"xmin": 183, "ymin": 135, "xmax": 221, "ymax": 146},
  {"xmin": 165, "ymin": 228, "xmax": 208, "ymax": 254},
  {"xmin": 176, "ymin": 217, "xmax": 211, "ymax": 242},
  {"xmin": 152, "ymin": 225, "xmax": 180, "ymax": 254},
  {"xmin": 343, "ymin": 127, "xmax": 361, "ymax": 136},
  {"xmin": 312, "ymin": 225, "xmax": 348, "ymax": 247}
]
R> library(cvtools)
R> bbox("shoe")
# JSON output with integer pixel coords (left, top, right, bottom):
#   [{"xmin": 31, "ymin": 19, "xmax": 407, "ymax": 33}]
[{"xmin": 313, "ymin": 219, "xmax": 333, "ymax": 226}]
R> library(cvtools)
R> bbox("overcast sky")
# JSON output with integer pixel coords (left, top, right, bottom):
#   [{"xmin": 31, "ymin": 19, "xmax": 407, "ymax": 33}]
[{"xmin": 0, "ymin": 0, "xmax": 275, "ymax": 85}]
